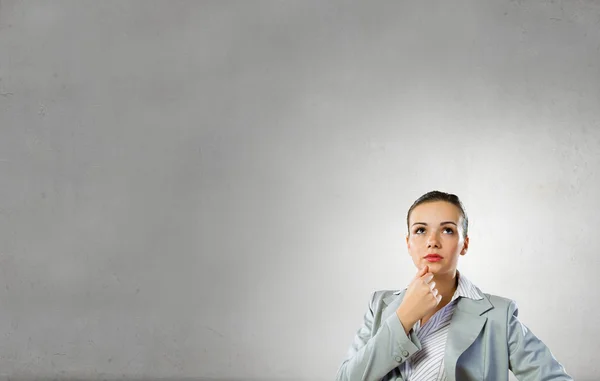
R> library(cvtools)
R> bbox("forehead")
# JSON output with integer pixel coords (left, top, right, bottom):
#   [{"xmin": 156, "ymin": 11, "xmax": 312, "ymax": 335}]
[{"xmin": 409, "ymin": 201, "xmax": 461, "ymax": 223}]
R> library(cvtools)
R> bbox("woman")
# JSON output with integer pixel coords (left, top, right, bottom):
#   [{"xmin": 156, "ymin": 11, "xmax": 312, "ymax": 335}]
[{"xmin": 335, "ymin": 191, "xmax": 573, "ymax": 381}]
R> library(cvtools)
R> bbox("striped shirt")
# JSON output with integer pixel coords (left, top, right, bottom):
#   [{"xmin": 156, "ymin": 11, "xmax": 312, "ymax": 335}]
[{"xmin": 396, "ymin": 270, "xmax": 483, "ymax": 381}]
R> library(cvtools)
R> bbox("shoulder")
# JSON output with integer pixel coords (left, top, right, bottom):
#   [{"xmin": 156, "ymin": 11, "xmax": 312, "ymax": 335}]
[
  {"xmin": 479, "ymin": 290, "xmax": 519, "ymax": 318},
  {"xmin": 366, "ymin": 289, "xmax": 404, "ymax": 308},
  {"xmin": 483, "ymin": 292, "xmax": 514, "ymax": 307},
  {"xmin": 371, "ymin": 289, "xmax": 403, "ymax": 298},
  {"xmin": 371, "ymin": 289, "xmax": 403, "ymax": 300}
]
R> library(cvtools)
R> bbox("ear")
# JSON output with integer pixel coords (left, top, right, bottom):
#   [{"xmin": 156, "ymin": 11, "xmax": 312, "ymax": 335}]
[
  {"xmin": 405, "ymin": 234, "xmax": 410, "ymax": 251},
  {"xmin": 460, "ymin": 235, "xmax": 469, "ymax": 255}
]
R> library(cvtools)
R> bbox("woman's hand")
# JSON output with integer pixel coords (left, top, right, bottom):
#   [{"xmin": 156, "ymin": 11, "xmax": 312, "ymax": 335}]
[{"xmin": 395, "ymin": 265, "xmax": 441, "ymax": 334}]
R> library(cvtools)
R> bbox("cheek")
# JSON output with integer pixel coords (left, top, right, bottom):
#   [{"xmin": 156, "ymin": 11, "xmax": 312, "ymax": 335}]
[{"xmin": 445, "ymin": 237, "xmax": 461, "ymax": 250}]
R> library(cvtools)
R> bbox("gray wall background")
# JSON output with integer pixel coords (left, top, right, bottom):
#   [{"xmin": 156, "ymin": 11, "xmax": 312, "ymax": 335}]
[{"xmin": 1, "ymin": 0, "xmax": 599, "ymax": 380}]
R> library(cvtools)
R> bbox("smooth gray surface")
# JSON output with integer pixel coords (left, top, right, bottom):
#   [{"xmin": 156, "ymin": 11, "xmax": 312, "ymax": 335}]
[{"xmin": 0, "ymin": 0, "xmax": 599, "ymax": 380}]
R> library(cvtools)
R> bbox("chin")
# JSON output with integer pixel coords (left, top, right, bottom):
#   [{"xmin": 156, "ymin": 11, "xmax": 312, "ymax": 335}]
[{"xmin": 422, "ymin": 262, "xmax": 445, "ymax": 271}]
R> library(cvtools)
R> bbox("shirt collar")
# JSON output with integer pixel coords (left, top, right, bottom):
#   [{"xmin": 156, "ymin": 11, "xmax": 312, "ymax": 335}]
[{"xmin": 393, "ymin": 270, "xmax": 484, "ymax": 301}]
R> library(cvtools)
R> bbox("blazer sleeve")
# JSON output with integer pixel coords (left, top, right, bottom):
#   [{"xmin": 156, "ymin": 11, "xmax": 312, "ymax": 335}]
[
  {"xmin": 335, "ymin": 291, "xmax": 422, "ymax": 381},
  {"xmin": 507, "ymin": 300, "xmax": 573, "ymax": 380}
]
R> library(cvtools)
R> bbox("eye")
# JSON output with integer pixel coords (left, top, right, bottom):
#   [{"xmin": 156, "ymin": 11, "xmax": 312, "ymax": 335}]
[
  {"xmin": 443, "ymin": 227, "xmax": 454, "ymax": 234},
  {"xmin": 414, "ymin": 227, "xmax": 425, "ymax": 234}
]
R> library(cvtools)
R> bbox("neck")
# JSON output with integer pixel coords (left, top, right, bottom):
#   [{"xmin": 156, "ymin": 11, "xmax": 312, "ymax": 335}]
[{"xmin": 432, "ymin": 270, "xmax": 459, "ymax": 303}]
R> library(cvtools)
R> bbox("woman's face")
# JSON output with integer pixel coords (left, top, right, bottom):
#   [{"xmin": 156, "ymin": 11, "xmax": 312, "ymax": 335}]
[{"xmin": 406, "ymin": 201, "xmax": 468, "ymax": 276}]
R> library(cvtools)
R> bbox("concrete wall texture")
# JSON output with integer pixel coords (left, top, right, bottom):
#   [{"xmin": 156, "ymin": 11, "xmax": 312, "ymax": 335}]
[{"xmin": 1, "ymin": 0, "xmax": 599, "ymax": 380}]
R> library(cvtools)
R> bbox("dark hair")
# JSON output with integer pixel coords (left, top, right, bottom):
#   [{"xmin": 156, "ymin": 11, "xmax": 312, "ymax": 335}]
[{"xmin": 406, "ymin": 190, "xmax": 468, "ymax": 239}]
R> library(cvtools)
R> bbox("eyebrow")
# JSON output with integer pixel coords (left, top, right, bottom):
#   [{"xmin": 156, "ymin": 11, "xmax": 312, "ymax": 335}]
[{"xmin": 411, "ymin": 221, "xmax": 457, "ymax": 227}]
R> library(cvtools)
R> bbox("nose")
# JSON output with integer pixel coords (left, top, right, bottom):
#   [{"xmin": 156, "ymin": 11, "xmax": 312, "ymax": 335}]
[{"xmin": 426, "ymin": 233, "xmax": 440, "ymax": 248}]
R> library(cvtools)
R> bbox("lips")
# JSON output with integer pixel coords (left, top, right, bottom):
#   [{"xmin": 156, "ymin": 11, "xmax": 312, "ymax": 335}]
[{"xmin": 424, "ymin": 254, "xmax": 443, "ymax": 262}]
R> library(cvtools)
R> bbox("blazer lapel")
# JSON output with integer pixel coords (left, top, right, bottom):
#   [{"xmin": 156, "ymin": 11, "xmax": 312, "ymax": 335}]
[{"xmin": 444, "ymin": 295, "xmax": 493, "ymax": 381}]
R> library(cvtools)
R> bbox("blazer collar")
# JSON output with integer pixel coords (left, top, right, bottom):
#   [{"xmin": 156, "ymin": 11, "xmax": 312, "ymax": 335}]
[{"xmin": 381, "ymin": 282, "xmax": 493, "ymax": 381}]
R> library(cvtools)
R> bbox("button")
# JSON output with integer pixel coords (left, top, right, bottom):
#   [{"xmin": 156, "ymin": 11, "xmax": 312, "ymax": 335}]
[
  {"xmin": 394, "ymin": 356, "xmax": 402, "ymax": 362},
  {"xmin": 402, "ymin": 350, "xmax": 409, "ymax": 357}
]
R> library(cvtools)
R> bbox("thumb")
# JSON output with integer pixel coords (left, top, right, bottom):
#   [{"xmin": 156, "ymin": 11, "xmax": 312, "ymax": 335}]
[{"xmin": 416, "ymin": 265, "xmax": 429, "ymax": 277}]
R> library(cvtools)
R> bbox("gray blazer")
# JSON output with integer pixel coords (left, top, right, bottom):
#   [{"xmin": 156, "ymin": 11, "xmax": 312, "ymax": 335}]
[{"xmin": 336, "ymin": 289, "xmax": 573, "ymax": 381}]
